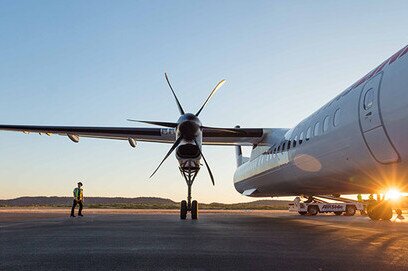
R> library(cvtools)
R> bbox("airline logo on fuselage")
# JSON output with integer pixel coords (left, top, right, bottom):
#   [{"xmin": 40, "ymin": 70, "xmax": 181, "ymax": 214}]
[{"xmin": 161, "ymin": 128, "xmax": 176, "ymax": 135}]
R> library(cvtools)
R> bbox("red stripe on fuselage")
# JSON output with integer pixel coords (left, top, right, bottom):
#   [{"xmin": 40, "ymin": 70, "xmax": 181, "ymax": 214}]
[{"xmin": 352, "ymin": 44, "xmax": 408, "ymax": 89}]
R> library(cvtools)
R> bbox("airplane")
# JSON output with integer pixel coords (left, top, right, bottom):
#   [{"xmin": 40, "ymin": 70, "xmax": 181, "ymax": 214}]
[{"xmin": 1, "ymin": 45, "xmax": 408, "ymax": 221}]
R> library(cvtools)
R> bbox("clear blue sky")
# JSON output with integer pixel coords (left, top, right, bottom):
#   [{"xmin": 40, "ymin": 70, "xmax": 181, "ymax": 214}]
[{"xmin": 0, "ymin": 1, "xmax": 407, "ymax": 202}]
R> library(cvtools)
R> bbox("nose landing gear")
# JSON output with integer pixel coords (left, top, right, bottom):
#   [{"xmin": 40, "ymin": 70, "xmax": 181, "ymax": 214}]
[{"xmin": 179, "ymin": 165, "xmax": 200, "ymax": 220}]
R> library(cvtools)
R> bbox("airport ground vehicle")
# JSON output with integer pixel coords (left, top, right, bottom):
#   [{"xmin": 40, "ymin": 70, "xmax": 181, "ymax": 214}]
[{"xmin": 288, "ymin": 196, "xmax": 364, "ymax": 216}]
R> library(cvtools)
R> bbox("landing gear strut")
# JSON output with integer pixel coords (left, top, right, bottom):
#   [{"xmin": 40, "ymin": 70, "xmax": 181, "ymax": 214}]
[{"xmin": 179, "ymin": 165, "xmax": 200, "ymax": 220}]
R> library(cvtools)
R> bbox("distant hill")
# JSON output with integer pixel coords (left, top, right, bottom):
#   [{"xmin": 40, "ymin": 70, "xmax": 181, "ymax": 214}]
[{"xmin": 0, "ymin": 197, "xmax": 291, "ymax": 210}]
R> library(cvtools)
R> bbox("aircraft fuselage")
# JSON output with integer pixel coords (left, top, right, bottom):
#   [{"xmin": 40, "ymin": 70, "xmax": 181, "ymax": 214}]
[{"xmin": 234, "ymin": 45, "xmax": 408, "ymax": 197}]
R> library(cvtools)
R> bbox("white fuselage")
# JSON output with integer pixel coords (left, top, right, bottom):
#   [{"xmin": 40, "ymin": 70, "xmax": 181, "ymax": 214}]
[{"xmin": 234, "ymin": 45, "xmax": 408, "ymax": 197}]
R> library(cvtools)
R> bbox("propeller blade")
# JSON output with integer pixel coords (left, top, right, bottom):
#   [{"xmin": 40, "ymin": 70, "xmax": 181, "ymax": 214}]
[
  {"xmin": 165, "ymin": 73, "xmax": 185, "ymax": 115},
  {"xmin": 195, "ymin": 79, "xmax": 226, "ymax": 117},
  {"xmin": 194, "ymin": 139, "xmax": 215, "ymax": 186},
  {"xmin": 150, "ymin": 136, "xmax": 183, "ymax": 179},
  {"xmin": 127, "ymin": 119, "xmax": 178, "ymax": 128}
]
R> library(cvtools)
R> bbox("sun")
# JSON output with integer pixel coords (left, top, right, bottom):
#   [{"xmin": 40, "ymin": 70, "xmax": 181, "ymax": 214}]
[{"xmin": 385, "ymin": 188, "xmax": 401, "ymax": 201}]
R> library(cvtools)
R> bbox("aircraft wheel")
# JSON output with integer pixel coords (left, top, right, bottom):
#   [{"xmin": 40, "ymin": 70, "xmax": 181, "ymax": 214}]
[
  {"xmin": 298, "ymin": 211, "xmax": 307, "ymax": 216},
  {"xmin": 307, "ymin": 205, "xmax": 318, "ymax": 216},
  {"xmin": 368, "ymin": 209, "xmax": 381, "ymax": 220},
  {"xmin": 334, "ymin": 211, "xmax": 343, "ymax": 216},
  {"xmin": 191, "ymin": 200, "xmax": 198, "ymax": 220},
  {"xmin": 345, "ymin": 205, "xmax": 356, "ymax": 216},
  {"xmin": 368, "ymin": 201, "xmax": 393, "ymax": 221},
  {"xmin": 367, "ymin": 203, "xmax": 381, "ymax": 220},
  {"xmin": 180, "ymin": 200, "xmax": 187, "ymax": 220},
  {"xmin": 380, "ymin": 203, "xmax": 393, "ymax": 221}
]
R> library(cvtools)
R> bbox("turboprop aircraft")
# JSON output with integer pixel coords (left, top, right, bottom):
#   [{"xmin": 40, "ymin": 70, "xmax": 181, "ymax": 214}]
[{"xmin": 1, "ymin": 45, "xmax": 408, "ymax": 220}]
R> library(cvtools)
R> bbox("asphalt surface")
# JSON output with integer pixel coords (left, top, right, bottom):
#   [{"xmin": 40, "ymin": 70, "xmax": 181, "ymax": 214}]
[{"xmin": 1, "ymin": 209, "xmax": 408, "ymax": 271}]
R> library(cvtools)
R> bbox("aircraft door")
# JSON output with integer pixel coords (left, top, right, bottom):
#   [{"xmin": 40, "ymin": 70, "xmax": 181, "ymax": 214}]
[{"xmin": 358, "ymin": 72, "xmax": 399, "ymax": 164}]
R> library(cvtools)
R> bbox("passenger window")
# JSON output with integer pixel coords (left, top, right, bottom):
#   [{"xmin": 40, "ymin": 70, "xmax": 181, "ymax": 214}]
[
  {"xmin": 364, "ymin": 88, "xmax": 374, "ymax": 110},
  {"xmin": 323, "ymin": 116, "xmax": 330, "ymax": 132},
  {"xmin": 299, "ymin": 132, "xmax": 304, "ymax": 145},
  {"xmin": 288, "ymin": 140, "xmax": 291, "ymax": 150},
  {"xmin": 277, "ymin": 145, "xmax": 281, "ymax": 152},
  {"xmin": 333, "ymin": 109, "xmax": 341, "ymax": 127},
  {"xmin": 314, "ymin": 122, "xmax": 320, "ymax": 136},
  {"xmin": 293, "ymin": 136, "xmax": 297, "ymax": 148},
  {"xmin": 281, "ymin": 142, "xmax": 285, "ymax": 152},
  {"xmin": 271, "ymin": 145, "xmax": 276, "ymax": 154},
  {"xmin": 306, "ymin": 127, "xmax": 312, "ymax": 141}
]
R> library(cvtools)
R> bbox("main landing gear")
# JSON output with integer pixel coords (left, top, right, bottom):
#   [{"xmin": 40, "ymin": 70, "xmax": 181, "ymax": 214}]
[
  {"xmin": 367, "ymin": 200, "xmax": 393, "ymax": 221},
  {"xmin": 179, "ymin": 165, "xmax": 200, "ymax": 220}
]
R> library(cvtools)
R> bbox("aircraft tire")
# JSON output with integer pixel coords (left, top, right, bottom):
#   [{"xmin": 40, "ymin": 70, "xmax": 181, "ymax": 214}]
[
  {"xmin": 334, "ymin": 211, "xmax": 343, "ymax": 216},
  {"xmin": 298, "ymin": 211, "xmax": 307, "ymax": 215},
  {"xmin": 368, "ymin": 212, "xmax": 380, "ymax": 220},
  {"xmin": 368, "ymin": 209, "xmax": 381, "ymax": 220},
  {"xmin": 367, "ymin": 203, "xmax": 381, "ymax": 220},
  {"xmin": 380, "ymin": 203, "xmax": 393, "ymax": 221},
  {"xmin": 368, "ymin": 201, "xmax": 393, "ymax": 221},
  {"xmin": 180, "ymin": 200, "xmax": 187, "ymax": 220},
  {"xmin": 345, "ymin": 205, "xmax": 356, "ymax": 216},
  {"xmin": 307, "ymin": 205, "xmax": 319, "ymax": 216},
  {"xmin": 191, "ymin": 200, "xmax": 198, "ymax": 220}
]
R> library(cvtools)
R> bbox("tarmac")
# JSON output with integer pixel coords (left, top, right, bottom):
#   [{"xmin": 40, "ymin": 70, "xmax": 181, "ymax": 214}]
[{"xmin": 1, "ymin": 209, "xmax": 408, "ymax": 270}]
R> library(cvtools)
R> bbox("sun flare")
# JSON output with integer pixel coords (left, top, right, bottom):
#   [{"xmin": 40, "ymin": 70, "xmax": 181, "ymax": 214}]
[{"xmin": 385, "ymin": 188, "xmax": 401, "ymax": 201}]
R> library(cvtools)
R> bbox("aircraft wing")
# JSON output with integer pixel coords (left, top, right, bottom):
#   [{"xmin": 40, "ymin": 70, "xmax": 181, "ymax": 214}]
[{"xmin": 0, "ymin": 124, "xmax": 264, "ymax": 146}]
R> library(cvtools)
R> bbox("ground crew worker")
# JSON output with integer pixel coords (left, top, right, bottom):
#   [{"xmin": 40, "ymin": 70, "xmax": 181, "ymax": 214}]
[
  {"xmin": 294, "ymin": 196, "xmax": 301, "ymax": 205},
  {"xmin": 366, "ymin": 194, "xmax": 377, "ymax": 215},
  {"xmin": 70, "ymin": 182, "xmax": 84, "ymax": 217},
  {"xmin": 396, "ymin": 209, "xmax": 404, "ymax": 220},
  {"xmin": 357, "ymin": 194, "xmax": 366, "ymax": 215}
]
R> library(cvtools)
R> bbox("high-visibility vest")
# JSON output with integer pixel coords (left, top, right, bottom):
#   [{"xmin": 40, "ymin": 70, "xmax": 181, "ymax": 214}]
[{"xmin": 73, "ymin": 188, "xmax": 83, "ymax": 201}]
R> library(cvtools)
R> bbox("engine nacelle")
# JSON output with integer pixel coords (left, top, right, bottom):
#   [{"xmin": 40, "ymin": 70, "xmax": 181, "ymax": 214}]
[{"xmin": 176, "ymin": 143, "xmax": 200, "ymax": 159}]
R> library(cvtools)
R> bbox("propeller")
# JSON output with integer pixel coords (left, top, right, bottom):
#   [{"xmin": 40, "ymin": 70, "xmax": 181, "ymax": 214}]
[
  {"xmin": 196, "ymin": 79, "xmax": 226, "ymax": 116},
  {"xmin": 127, "ymin": 119, "xmax": 178, "ymax": 128},
  {"xmin": 165, "ymin": 73, "xmax": 185, "ymax": 115},
  {"xmin": 194, "ymin": 139, "xmax": 215, "ymax": 185},
  {"xmin": 131, "ymin": 73, "xmax": 226, "ymax": 184},
  {"xmin": 149, "ymin": 136, "xmax": 183, "ymax": 179},
  {"xmin": 127, "ymin": 119, "xmax": 239, "ymax": 135}
]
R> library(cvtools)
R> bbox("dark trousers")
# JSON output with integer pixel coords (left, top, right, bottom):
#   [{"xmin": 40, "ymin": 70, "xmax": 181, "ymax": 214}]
[{"xmin": 70, "ymin": 200, "xmax": 83, "ymax": 216}]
